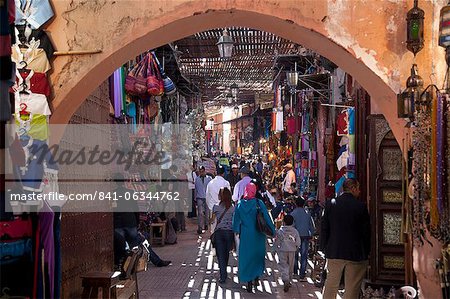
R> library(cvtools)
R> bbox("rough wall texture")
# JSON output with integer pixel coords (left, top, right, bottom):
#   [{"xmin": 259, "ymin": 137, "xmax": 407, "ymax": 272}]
[
  {"xmin": 44, "ymin": 1, "xmax": 447, "ymax": 297},
  {"xmin": 59, "ymin": 81, "xmax": 113, "ymax": 298}
]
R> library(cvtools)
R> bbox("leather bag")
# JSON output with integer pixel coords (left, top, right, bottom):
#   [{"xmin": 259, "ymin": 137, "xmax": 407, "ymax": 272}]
[
  {"xmin": 256, "ymin": 200, "xmax": 274, "ymax": 237},
  {"xmin": 125, "ymin": 55, "xmax": 150, "ymax": 96},
  {"xmin": 152, "ymin": 53, "xmax": 177, "ymax": 95}
]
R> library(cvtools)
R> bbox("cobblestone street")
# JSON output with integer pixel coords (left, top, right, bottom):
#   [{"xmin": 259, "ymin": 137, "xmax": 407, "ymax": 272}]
[{"xmin": 138, "ymin": 219, "xmax": 322, "ymax": 299}]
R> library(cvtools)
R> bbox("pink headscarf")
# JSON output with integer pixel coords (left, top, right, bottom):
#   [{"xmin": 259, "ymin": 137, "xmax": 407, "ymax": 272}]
[{"xmin": 243, "ymin": 183, "xmax": 257, "ymax": 200}]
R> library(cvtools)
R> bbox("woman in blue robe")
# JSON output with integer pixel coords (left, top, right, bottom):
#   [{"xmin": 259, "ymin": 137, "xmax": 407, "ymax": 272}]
[{"xmin": 232, "ymin": 183, "xmax": 275, "ymax": 292}]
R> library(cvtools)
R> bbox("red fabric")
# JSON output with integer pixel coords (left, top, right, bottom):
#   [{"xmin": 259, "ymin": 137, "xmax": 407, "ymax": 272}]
[
  {"xmin": 0, "ymin": 217, "xmax": 33, "ymax": 240},
  {"xmin": 0, "ymin": 36, "xmax": 11, "ymax": 56},
  {"xmin": 8, "ymin": 0, "xmax": 15, "ymax": 23},
  {"xmin": 286, "ymin": 116, "xmax": 297, "ymax": 135},
  {"xmin": 243, "ymin": 183, "xmax": 257, "ymax": 199},
  {"xmin": 10, "ymin": 71, "xmax": 51, "ymax": 97},
  {"xmin": 336, "ymin": 111, "xmax": 348, "ymax": 136},
  {"xmin": 335, "ymin": 167, "xmax": 347, "ymax": 181}
]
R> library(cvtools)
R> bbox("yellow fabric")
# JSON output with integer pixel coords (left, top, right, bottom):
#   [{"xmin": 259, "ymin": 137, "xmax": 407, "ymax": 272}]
[{"xmin": 14, "ymin": 113, "xmax": 49, "ymax": 141}]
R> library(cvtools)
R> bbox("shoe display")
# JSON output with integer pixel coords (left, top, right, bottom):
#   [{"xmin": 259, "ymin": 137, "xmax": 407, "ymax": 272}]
[{"xmin": 157, "ymin": 260, "xmax": 171, "ymax": 267}]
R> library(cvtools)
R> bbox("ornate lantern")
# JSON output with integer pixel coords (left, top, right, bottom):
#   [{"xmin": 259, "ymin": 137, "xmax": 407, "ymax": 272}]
[
  {"xmin": 217, "ymin": 29, "xmax": 234, "ymax": 60},
  {"xmin": 397, "ymin": 64, "xmax": 423, "ymax": 119},
  {"xmin": 406, "ymin": 0, "xmax": 425, "ymax": 56}
]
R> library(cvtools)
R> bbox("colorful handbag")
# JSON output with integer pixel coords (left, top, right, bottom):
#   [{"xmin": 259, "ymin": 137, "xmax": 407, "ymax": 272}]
[
  {"xmin": 125, "ymin": 55, "xmax": 149, "ymax": 96},
  {"xmin": 146, "ymin": 54, "xmax": 164, "ymax": 96},
  {"xmin": 152, "ymin": 53, "xmax": 176, "ymax": 95}
]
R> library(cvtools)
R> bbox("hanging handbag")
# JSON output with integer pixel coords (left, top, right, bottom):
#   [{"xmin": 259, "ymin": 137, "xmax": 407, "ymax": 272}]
[
  {"xmin": 125, "ymin": 55, "xmax": 149, "ymax": 96},
  {"xmin": 146, "ymin": 53, "xmax": 164, "ymax": 96},
  {"xmin": 210, "ymin": 206, "xmax": 230, "ymax": 248},
  {"xmin": 256, "ymin": 200, "xmax": 275, "ymax": 237},
  {"xmin": 152, "ymin": 53, "xmax": 177, "ymax": 95}
]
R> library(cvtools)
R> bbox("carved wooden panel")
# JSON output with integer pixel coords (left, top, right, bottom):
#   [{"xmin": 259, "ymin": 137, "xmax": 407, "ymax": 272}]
[
  {"xmin": 383, "ymin": 212, "xmax": 402, "ymax": 245},
  {"xmin": 382, "ymin": 190, "xmax": 403, "ymax": 203},
  {"xmin": 383, "ymin": 255, "xmax": 405, "ymax": 270},
  {"xmin": 381, "ymin": 148, "xmax": 403, "ymax": 181}
]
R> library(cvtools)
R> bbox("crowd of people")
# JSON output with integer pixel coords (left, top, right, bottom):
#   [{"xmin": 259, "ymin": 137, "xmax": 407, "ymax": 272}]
[{"xmin": 112, "ymin": 153, "xmax": 371, "ymax": 297}]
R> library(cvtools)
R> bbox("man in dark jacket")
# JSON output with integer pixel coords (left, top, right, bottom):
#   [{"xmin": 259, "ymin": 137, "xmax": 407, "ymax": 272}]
[
  {"xmin": 226, "ymin": 164, "xmax": 240, "ymax": 192},
  {"xmin": 321, "ymin": 178, "xmax": 370, "ymax": 299}
]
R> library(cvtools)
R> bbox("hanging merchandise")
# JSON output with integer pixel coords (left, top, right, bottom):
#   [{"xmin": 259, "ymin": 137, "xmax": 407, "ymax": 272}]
[
  {"xmin": 146, "ymin": 53, "xmax": 164, "ymax": 96},
  {"xmin": 126, "ymin": 101, "xmax": 137, "ymax": 133},
  {"xmin": 15, "ymin": 25, "xmax": 54, "ymax": 59},
  {"xmin": 111, "ymin": 67, "xmax": 124, "ymax": 118},
  {"xmin": 336, "ymin": 109, "xmax": 348, "ymax": 136},
  {"xmin": 12, "ymin": 69, "xmax": 50, "ymax": 96},
  {"xmin": 152, "ymin": 52, "xmax": 176, "ymax": 95},
  {"xmin": 12, "ymin": 40, "xmax": 51, "ymax": 73},
  {"xmin": 14, "ymin": 92, "xmax": 51, "ymax": 116},
  {"xmin": 15, "ymin": 0, "xmax": 54, "ymax": 29},
  {"xmin": 125, "ymin": 53, "xmax": 150, "ymax": 96}
]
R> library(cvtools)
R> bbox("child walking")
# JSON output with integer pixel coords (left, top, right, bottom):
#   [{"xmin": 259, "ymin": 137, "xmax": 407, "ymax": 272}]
[{"xmin": 274, "ymin": 214, "xmax": 301, "ymax": 292}]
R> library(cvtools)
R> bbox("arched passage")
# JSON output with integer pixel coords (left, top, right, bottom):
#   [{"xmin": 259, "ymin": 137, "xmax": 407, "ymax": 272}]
[{"xmin": 47, "ymin": 0, "xmax": 444, "ymax": 146}]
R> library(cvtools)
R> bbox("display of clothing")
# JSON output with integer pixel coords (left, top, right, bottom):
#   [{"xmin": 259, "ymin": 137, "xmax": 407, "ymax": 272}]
[
  {"xmin": 12, "ymin": 43, "xmax": 51, "ymax": 73},
  {"xmin": 336, "ymin": 110, "xmax": 348, "ymax": 136},
  {"xmin": 15, "ymin": 91, "xmax": 50, "ymax": 115},
  {"xmin": 15, "ymin": 113, "xmax": 49, "ymax": 140},
  {"xmin": 15, "ymin": 0, "xmax": 54, "ymax": 29},
  {"xmin": 15, "ymin": 25, "xmax": 54, "ymax": 59},
  {"xmin": 13, "ymin": 69, "xmax": 50, "ymax": 96}
]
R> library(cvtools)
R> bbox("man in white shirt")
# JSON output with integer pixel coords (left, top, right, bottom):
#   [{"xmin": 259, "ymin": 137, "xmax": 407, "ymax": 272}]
[
  {"xmin": 282, "ymin": 163, "xmax": 296, "ymax": 198},
  {"xmin": 186, "ymin": 164, "xmax": 197, "ymax": 218},
  {"xmin": 206, "ymin": 166, "xmax": 230, "ymax": 210},
  {"xmin": 232, "ymin": 166, "xmax": 252, "ymax": 202}
]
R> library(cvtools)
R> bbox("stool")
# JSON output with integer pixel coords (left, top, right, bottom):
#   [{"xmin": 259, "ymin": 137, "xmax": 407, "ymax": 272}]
[
  {"xmin": 81, "ymin": 271, "xmax": 120, "ymax": 299},
  {"xmin": 149, "ymin": 221, "xmax": 166, "ymax": 246}
]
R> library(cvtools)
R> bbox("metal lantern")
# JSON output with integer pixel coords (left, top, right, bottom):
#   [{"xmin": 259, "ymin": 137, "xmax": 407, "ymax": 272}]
[
  {"xmin": 217, "ymin": 29, "xmax": 234, "ymax": 60},
  {"xmin": 230, "ymin": 83, "xmax": 239, "ymax": 98},
  {"xmin": 397, "ymin": 64, "xmax": 423, "ymax": 119},
  {"xmin": 286, "ymin": 71, "xmax": 298, "ymax": 90},
  {"xmin": 226, "ymin": 93, "xmax": 233, "ymax": 104},
  {"xmin": 406, "ymin": 0, "xmax": 425, "ymax": 56}
]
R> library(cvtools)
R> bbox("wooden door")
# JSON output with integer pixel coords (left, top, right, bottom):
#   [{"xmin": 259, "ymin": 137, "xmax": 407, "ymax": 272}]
[{"xmin": 368, "ymin": 115, "xmax": 408, "ymax": 284}]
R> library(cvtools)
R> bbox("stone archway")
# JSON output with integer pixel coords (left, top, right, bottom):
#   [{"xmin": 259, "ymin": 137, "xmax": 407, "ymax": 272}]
[{"xmin": 47, "ymin": 0, "xmax": 445, "ymax": 147}]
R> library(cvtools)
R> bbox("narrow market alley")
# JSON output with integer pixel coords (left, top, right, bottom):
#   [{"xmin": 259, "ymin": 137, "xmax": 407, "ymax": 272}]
[{"xmin": 138, "ymin": 219, "xmax": 322, "ymax": 299}]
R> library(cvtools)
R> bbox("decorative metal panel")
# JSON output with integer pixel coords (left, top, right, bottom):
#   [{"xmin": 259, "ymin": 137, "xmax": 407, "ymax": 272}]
[
  {"xmin": 382, "ymin": 190, "xmax": 403, "ymax": 203},
  {"xmin": 375, "ymin": 119, "xmax": 391, "ymax": 153},
  {"xmin": 383, "ymin": 213, "xmax": 402, "ymax": 245},
  {"xmin": 383, "ymin": 255, "xmax": 405, "ymax": 269},
  {"xmin": 382, "ymin": 148, "xmax": 402, "ymax": 181}
]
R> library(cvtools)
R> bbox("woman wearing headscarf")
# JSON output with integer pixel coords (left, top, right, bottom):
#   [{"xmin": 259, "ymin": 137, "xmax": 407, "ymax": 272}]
[
  {"xmin": 232, "ymin": 182, "xmax": 275, "ymax": 292},
  {"xmin": 211, "ymin": 187, "xmax": 235, "ymax": 283}
]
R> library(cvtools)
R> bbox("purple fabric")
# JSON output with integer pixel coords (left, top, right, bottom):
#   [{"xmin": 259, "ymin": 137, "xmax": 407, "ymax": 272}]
[
  {"xmin": 113, "ymin": 68, "xmax": 123, "ymax": 118},
  {"xmin": 39, "ymin": 201, "xmax": 55, "ymax": 299},
  {"xmin": 437, "ymin": 93, "xmax": 444, "ymax": 214}
]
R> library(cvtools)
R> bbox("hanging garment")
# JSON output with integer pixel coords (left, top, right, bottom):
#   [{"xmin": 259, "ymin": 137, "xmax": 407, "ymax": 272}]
[
  {"xmin": 286, "ymin": 116, "xmax": 297, "ymax": 135},
  {"xmin": 336, "ymin": 110, "xmax": 348, "ymax": 136},
  {"xmin": 347, "ymin": 107, "xmax": 355, "ymax": 135},
  {"xmin": 348, "ymin": 134, "xmax": 356, "ymax": 154},
  {"xmin": 0, "ymin": 1, "xmax": 12, "ymax": 57},
  {"xmin": 0, "ymin": 80, "xmax": 12, "ymax": 121},
  {"xmin": 37, "ymin": 200, "xmax": 55, "ymax": 299},
  {"xmin": 336, "ymin": 148, "xmax": 349, "ymax": 171},
  {"xmin": 15, "ymin": 25, "xmax": 54, "ymax": 59},
  {"xmin": 15, "ymin": 0, "xmax": 54, "ymax": 29},
  {"xmin": 12, "ymin": 43, "xmax": 51, "ymax": 73},
  {"xmin": 275, "ymin": 111, "xmax": 283, "ymax": 132},
  {"xmin": 15, "ymin": 113, "xmax": 49, "ymax": 140},
  {"xmin": 13, "ymin": 69, "xmax": 50, "ymax": 96},
  {"xmin": 15, "ymin": 91, "xmax": 51, "ymax": 115}
]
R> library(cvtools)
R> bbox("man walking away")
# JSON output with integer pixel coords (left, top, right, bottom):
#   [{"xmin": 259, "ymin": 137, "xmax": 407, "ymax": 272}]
[
  {"xmin": 321, "ymin": 178, "xmax": 371, "ymax": 299},
  {"xmin": 232, "ymin": 166, "xmax": 252, "ymax": 202},
  {"xmin": 206, "ymin": 166, "xmax": 231, "ymax": 211},
  {"xmin": 226, "ymin": 164, "xmax": 240, "ymax": 192},
  {"xmin": 290, "ymin": 197, "xmax": 315, "ymax": 279},
  {"xmin": 274, "ymin": 215, "xmax": 300, "ymax": 292},
  {"xmin": 194, "ymin": 166, "xmax": 212, "ymax": 234}
]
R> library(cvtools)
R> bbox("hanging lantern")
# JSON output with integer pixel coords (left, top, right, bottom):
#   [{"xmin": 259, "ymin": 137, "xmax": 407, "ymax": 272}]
[
  {"xmin": 397, "ymin": 64, "xmax": 423, "ymax": 119},
  {"xmin": 406, "ymin": 0, "xmax": 425, "ymax": 56},
  {"xmin": 439, "ymin": 1, "xmax": 450, "ymax": 66},
  {"xmin": 286, "ymin": 71, "xmax": 298, "ymax": 90},
  {"xmin": 217, "ymin": 29, "xmax": 234, "ymax": 60}
]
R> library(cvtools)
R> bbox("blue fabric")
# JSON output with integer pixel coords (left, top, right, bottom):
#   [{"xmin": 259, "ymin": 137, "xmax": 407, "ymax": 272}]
[
  {"xmin": 290, "ymin": 207, "xmax": 315, "ymax": 237},
  {"xmin": 15, "ymin": 0, "xmax": 54, "ymax": 29},
  {"xmin": 337, "ymin": 145, "xmax": 347, "ymax": 157},
  {"xmin": 335, "ymin": 175, "xmax": 346, "ymax": 196},
  {"xmin": 348, "ymin": 108, "xmax": 355, "ymax": 134},
  {"xmin": 232, "ymin": 199, "xmax": 275, "ymax": 282},
  {"xmin": 214, "ymin": 229, "xmax": 234, "ymax": 281},
  {"xmin": 294, "ymin": 238, "xmax": 310, "ymax": 277}
]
